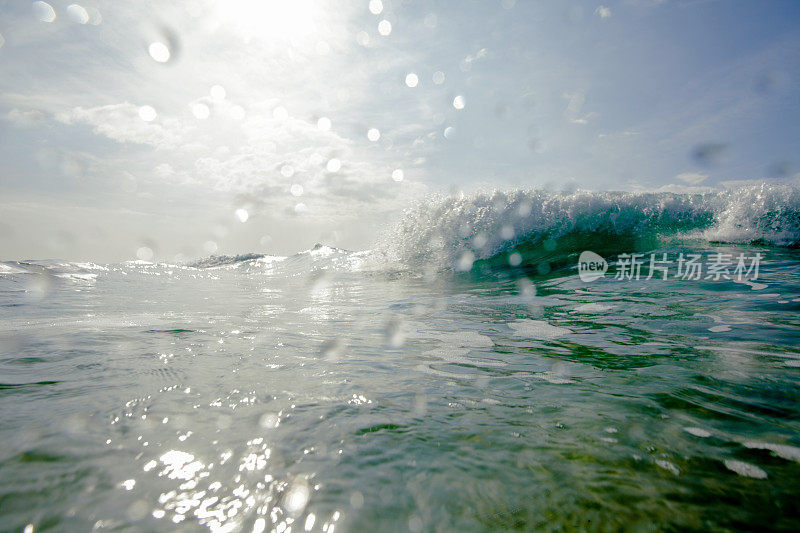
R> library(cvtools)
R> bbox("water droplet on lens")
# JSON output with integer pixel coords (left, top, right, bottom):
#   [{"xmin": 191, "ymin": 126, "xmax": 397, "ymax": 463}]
[
  {"xmin": 33, "ymin": 1, "xmax": 56, "ymax": 22},
  {"xmin": 191, "ymin": 103, "xmax": 210, "ymax": 119},
  {"xmin": 210, "ymin": 84, "xmax": 226, "ymax": 100},
  {"xmin": 148, "ymin": 42, "xmax": 171, "ymax": 63},
  {"xmin": 455, "ymin": 250, "xmax": 475, "ymax": 271},
  {"xmin": 67, "ymin": 4, "xmax": 89, "ymax": 24},
  {"xmin": 378, "ymin": 19, "xmax": 392, "ymax": 36},
  {"xmin": 369, "ymin": 0, "xmax": 383, "ymax": 15},
  {"xmin": 138, "ymin": 105, "xmax": 157, "ymax": 122}
]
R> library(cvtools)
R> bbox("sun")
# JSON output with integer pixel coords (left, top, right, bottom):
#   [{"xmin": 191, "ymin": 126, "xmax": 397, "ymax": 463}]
[{"xmin": 213, "ymin": 0, "xmax": 319, "ymax": 45}]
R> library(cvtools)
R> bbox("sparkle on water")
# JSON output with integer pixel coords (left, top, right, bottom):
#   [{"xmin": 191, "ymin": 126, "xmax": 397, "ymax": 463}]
[{"xmin": 2, "ymin": 240, "xmax": 800, "ymax": 531}]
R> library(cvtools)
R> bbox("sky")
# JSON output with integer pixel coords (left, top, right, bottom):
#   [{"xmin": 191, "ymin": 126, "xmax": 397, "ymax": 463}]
[{"xmin": 1, "ymin": 0, "xmax": 799, "ymax": 262}]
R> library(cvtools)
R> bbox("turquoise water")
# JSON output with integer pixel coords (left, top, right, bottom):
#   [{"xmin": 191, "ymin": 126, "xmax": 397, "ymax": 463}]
[{"xmin": 2, "ymin": 189, "xmax": 800, "ymax": 532}]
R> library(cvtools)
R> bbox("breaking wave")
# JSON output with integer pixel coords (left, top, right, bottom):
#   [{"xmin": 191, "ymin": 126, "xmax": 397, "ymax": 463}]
[{"xmin": 375, "ymin": 184, "xmax": 800, "ymax": 271}]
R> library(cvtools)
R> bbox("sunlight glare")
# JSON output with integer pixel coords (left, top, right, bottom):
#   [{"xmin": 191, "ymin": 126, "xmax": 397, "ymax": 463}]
[{"xmin": 214, "ymin": 0, "xmax": 319, "ymax": 44}]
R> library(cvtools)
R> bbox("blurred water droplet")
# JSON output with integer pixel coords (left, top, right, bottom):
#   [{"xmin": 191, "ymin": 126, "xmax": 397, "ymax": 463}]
[
  {"xmin": 209, "ymin": 84, "xmax": 226, "ymax": 101},
  {"xmin": 291, "ymin": 183, "xmax": 304, "ymax": 196},
  {"xmin": 367, "ymin": 128, "xmax": 381, "ymax": 141},
  {"xmin": 259, "ymin": 413, "xmax": 279, "ymax": 429},
  {"xmin": 385, "ymin": 318, "xmax": 405, "ymax": 347},
  {"xmin": 432, "ymin": 71, "xmax": 445, "ymax": 84},
  {"xmin": 294, "ymin": 202, "xmax": 307, "ymax": 214},
  {"xmin": 203, "ymin": 241, "xmax": 218, "ymax": 254},
  {"xmin": 453, "ymin": 95, "xmax": 465, "ymax": 110},
  {"xmin": 369, "ymin": 0, "xmax": 383, "ymax": 15},
  {"xmin": 691, "ymin": 142, "xmax": 728, "ymax": 167},
  {"xmin": 66, "ymin": 4, "xmax": 89, "ymax": 24},
  {"xmin": 501, "ymin": 225, "xmax": 514, "ymax": 240},
  {"xmin": 391, "ymin": 169, "xmax": 404, "ymax": 182},
  {"xmin": 516, "ymin": 278, "xmax": 536, "ymax": 297},
  {"xmin": 148, "ymin": 42, "xmax": 171, "ymax": 63},
  {"xmin": 136, "ymin": 247, "xmax": 154, "ymax": 261},
  {"xmin": 472, "ymin": 232, "xmax": 487, "ymax": 248},
  {"xmin": 317, "ymin": 116, "xmax": 331, "ymax": 131},
  {"xmin": 356, "ymin": 30, "xmax": 370, "ymax": 46},
  {"xmin": 405, "ymin": 73, "xmax": 419, "ymax": 88},
  {"xmin": 191, "ymin": 103, "xmax": 210, "ymax": 120},
  {"xmin": 326, "ymin": 158, "xmax": 341, "ymax": 172},
  {"xmin": 281, "ymin": 164, "xmax": 295, "ymax": 178},
  {"xmin": 284, "ymin": 480, "xmax": 310, "ymax": 515},
  {"xmin": 350, "ymin": 491, "xmax": 364, "ymax": 509},
  {"xmin": 378, "ymin": 19, "xmax": 392, "ymax": 36},
  {"xmin": 320, "ymin": 339, "xmax": 343, "ymax": 361},
  {"xmin": 33, "ymin": 1, "xmax": 56, "ymax": 22},
  {"xmin": 455, "ymin": 250, "xmax": 475, "ymax": 271},
  {"xmin": 508, "ymin": 252, "xmax": 522, "ymax": 266},
  {"xmin": 443, "ymin": 126, "xmax": 455, "ymax": 139},
  {"xmin": 138, "ymin": 105, "xmax": 157, "ymax": 122},
  {"xmin": 235, "ymin": 209, "xmax": 249, "ymax": 223},
  {"xmin": 127, "ymin": 499, "xmax": 149, "ymax": 521}
]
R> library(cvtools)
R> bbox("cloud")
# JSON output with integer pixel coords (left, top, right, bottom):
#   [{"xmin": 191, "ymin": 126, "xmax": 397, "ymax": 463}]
[
  {"xmin": 55, "ymin": 103, "xmax": 187, "ymax": 149},
  {"xmin": 595, "ymin": 5, "xmax": 612, "ymax": 18},
  {"xmin": 4, "ymin": 108, "xmax": 46, "ymax": 127},
  {"xmin": 676, "ymin": 172, "xmax": 709, "ymax": 184}
]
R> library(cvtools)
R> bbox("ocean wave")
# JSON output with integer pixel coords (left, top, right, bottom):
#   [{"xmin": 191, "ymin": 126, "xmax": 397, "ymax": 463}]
[{"xmin": 374, "ymin": 184, "xmax": 800, "ymax": 271}]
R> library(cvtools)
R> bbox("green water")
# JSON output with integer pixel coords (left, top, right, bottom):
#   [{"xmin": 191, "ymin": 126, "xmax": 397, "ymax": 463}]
[{"xmin": 1, "ymin": 244, "xmax": 799, "ymax": 532}]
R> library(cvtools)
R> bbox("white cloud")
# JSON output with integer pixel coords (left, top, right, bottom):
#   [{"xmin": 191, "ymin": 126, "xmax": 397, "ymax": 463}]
[
  {"xmin": 595, "ymin": 5, "xmax": 612, "ymax": 18},
  {"xmin": 4, "ymin": 108, "xmax": 46, "ymax": 127},
  {"xmin": 676, "ymin": 172, "xmax": 709, "ymax": 184},
  {"xmin": 55, "ymin": 103, "xmax": 187, "ymax": 149}
]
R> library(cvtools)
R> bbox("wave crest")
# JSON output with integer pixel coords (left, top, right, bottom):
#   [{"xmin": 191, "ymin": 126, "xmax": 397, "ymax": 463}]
[{"xmin": 376, "ymin": 184, "xmax": 800, "ymax": 271}]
